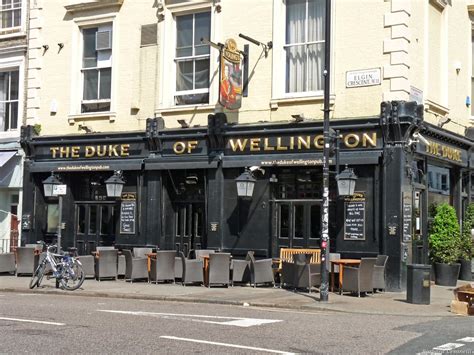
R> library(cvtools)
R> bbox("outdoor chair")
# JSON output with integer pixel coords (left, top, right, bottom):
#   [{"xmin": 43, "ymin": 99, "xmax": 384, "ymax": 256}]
[
  {"xmin": 341, "ymin": 257, "xmax": 377, "ymax": 297},
  {"xmin": 133, "ymin": 247, "xmax": 153, "ymax": 259},
  {"xmin": 248, "ymin": 251, "xmax": 274, "ymax": 287},
  {"xmin": 329, "ymin": 252, "xmax": 341, "ymax": 273},
  {"xmin": 117, "ymin": 254, "xmax": 126, "ymax": 278},
  {"xmin": 95, "ymin": 249, "xmax": 118, "ymax": 281},
  {"xmin": 122, "ymin": 249, "xmax": 148, "ymax": 282},
  {"xmin": 15, "ymin": 247, "xmax": 37, "ymax": 276},
  {"xmin": 208, "ymin": 252, "xmax": 231, "ymax": 287},
  {"xmin": 281, "ymin": 254, "xmax": 320, "ymax": 293},
  {"xmin": 231, "ymin": 252, "xmax": 251, "ymax": 286},
  {"xmin": 372, "ymin": 255, "xmax": 388, "ymax": 292},
  {"xmin": 177, "ymin": 251, "xmax": 204, "ymax": 286},
  {"xmin": 149, "ymin": 250, "xmax": 175, "ymax": 283},
  {"xmin": 0, "ymin": 253, "xmax": 15, "ymax": 274},
  {"xmin": 76, "ymin": 254, "xmax": 95, "ymax": 279},
  {"xmin": 175, "ymin": 255, "xmax": 183, "ymax": 280},
  {"xmin": 194, "ymin": 249, "xmax": 215, "ymax": 259}
]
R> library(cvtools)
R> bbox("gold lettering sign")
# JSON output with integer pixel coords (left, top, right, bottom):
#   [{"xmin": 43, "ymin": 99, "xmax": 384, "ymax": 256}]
[
  {"xmin": 425, "ymin": 140, "xmax": 462, "ymax": 163},
  {"xmin": 173, "ymin": 141, "xmax": 198, "ymax": 155},
  {"xmin": 50, "ymin": 144, "xmax": 131, "ymax": 159}
]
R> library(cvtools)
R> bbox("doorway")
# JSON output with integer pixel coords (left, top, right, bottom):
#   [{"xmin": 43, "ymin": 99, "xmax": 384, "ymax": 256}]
[
  {"xmin": 173, "ymin": 202, "xmax": 205, "ymax": 257},
  {"xmin": 274, "ymin": 200, "xmax": 321, "ymax": 249},
  {"xmin": 74, "ymin": 202, "xmax": 117, "ymax": 255}
]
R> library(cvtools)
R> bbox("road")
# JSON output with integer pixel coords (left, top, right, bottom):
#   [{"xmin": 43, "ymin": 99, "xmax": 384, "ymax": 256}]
[{"xmin": 0, "ymin": 293, "xmax": 472, "ymax": 354}]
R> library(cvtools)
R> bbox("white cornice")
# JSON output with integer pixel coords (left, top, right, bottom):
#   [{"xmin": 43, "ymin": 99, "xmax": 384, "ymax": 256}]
[{"xmin": 64, "ymin": 0, "xmax": 124, "ymax": 13}]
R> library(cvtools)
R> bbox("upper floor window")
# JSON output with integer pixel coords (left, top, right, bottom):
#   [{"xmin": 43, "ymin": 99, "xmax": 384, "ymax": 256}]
[
  {"xmin": 81, "ymin": 25, "xmax": 112, "ymax": 113},
  {"xmin": 175, "ymin": 12, "xmax": 210, "ymax": 106},
  {"xmin": 285, "ymin": 0, "xmax": 325, "ymax": 93},
  {"xmin": 0, "ymin": 0, "xmax": 21, "ymax": 30},
  {"xmin": 0, "ymin": 69, "xmax": 18, "ymax": 131}
]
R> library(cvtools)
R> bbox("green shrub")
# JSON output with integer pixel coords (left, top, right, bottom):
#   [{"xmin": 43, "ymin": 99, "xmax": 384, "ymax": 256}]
[
  {"xmin": 428, "ymin": 203, "xmax": 460, "ymax": 265},
  {"xmin": 460, "ymin": 203, "xmax": 474, "ymax": 260}
]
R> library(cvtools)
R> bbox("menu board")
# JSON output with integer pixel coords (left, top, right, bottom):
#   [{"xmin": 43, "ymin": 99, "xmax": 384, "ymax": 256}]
[
  {"xmin": 344, "ymin": 192, "xmax": 366, "ymax": 240},
  {"xmin": 120, "ymin": 201, "xmax": 136, "ymax": 234}
]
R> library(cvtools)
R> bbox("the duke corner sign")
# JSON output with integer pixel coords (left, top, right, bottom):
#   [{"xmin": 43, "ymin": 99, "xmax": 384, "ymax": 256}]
[{"xmin": 219, "ymin": 38, "xmax": 243, "ymax": 110}]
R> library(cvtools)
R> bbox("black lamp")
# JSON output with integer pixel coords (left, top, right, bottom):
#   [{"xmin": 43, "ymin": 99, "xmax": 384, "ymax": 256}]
[
  {"xmin": 235, "ymin": 168, "xmax": 256, "ymax": 199},
  {"xmin": 105, "ymin": 171, "xmax": 125, "ymax": 198},
  {"xmin": 336, "ymin": 165, "xmax": 357, "ymax": 196},
  {"xmin": 42, "ymin": 173, "xmax": 62, "ymax": 197}
]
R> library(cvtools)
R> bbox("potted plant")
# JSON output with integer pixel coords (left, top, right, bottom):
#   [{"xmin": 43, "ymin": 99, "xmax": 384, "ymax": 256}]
[
  {"xmin": 459, "ymin": 203, "xmax": 474, "ymax": 281},
  {"xmin": 428, "ymin": 203, "xmax": 461, "ymax": 286}
]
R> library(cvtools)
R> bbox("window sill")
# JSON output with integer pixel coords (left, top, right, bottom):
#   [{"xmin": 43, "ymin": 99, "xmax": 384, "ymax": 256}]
[
  {"xmin": 68, "ymin": 112, "xmax": 117, "ymax": 124},
  {"xmin": 0, "ymin": 29, "xmax": 26, "ymax": 40},
  {"xmin": 156, "ymin": 104, "xmax": 215, "ymax": 115},
  {"xmin": 65, "ymin": 0, "xmax": 124, "ymax": 13},
  {"xmin": 270, "ymin": 94, "xmax": 335, "ymax": 109}
]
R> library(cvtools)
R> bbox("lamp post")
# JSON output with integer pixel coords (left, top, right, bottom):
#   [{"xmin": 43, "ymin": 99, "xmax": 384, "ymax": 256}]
[
  {"xmin": 105, "ymin": 171, "xmax": 125, "ymax": 198},
  {"xmin": 320, "ymin": 0, "xmax": 332, "ymax": 303},
  {"xmin": 42, "ymin": 173, "xmax": 66, "ymax": 253}
]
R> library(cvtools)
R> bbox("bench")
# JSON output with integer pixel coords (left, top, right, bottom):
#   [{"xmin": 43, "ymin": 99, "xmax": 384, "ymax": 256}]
[{"xmin": 275, "ymin": 248, "xmax": 321, "ymax": 271}]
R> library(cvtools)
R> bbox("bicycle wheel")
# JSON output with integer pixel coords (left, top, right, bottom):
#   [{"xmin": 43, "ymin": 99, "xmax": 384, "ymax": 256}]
[
  {"xmin": 60, "ymin": 261, "xmax": 84, "ymax": 291},
  {"xmin": 29, "ymin": 263, "xmax": 45, "ymax": 289}
]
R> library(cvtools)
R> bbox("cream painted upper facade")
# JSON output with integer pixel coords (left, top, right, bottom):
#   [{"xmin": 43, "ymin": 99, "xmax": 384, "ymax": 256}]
[{"xmin": 26, "ymin": 0, "xmax": 474, "ymax": 136}]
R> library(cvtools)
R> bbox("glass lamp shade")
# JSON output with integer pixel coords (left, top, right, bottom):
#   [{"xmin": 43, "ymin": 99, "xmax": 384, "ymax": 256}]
[
  {"xmin": 336, "ymin": 167, "xmax": 357, "ymax": 196},
  {"xmin": 105, "ymin": 172, "xmax": 125, "ymax": 198},
  {"xmin": 42, "ymin": 174, "xmax": 62, "ymax": 197},
  {"xmin": 235, "ymin": 170, "xmax": 256, "ymax": 198}
]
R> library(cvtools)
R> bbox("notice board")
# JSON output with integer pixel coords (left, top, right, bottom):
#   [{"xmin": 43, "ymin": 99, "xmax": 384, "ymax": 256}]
[
  {"xmin": 344, "ymin": 192, "xmax": 366, "ymax": 240},
  {"xmin": 120, "ymin": 201, "xmax": 136, "ymax": 234}
]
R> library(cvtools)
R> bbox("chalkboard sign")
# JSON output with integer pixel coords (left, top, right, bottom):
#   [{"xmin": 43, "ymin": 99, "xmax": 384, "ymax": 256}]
[
  {"xmin": 344, "ymin": 193, "xmax": 365, "ymax": 240},
  {"xmin": 120, "ymin": 201, "xmax": 136, "ymax": 234}
]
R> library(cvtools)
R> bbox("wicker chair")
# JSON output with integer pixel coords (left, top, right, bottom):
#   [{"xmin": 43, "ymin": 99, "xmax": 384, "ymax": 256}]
[
  {"xmin": 133, "ymin": 247, "xmax": 153, "ymax": 259},
  {"xmin": 372, "ymin": 255, "xmax": 388, "ymax": 292},
  {"xmin": 122, "ymin": 249, "xmax": 148, "ymax": 282},
  {"xmin": 281, "ymin": 254, "xmax": 320, "ymax": 293},
  {"xmin": 15, "ymin": 247, "xmax": 37, "ymax": 276},
  {"xmin": 0, "ymin": 253, "xmax": 15, "ymax": 274},
  {"xmin": 149, "ymin": 250, "xmax": 175, "ymax": 283},
  {"xmin": 95, "ymin": 249, "xmax": 118, "ymax": 281},
  {"xmin": 231, "ymin": 252, "xmax": 251, "ymax": 286},
  {"xmin": 177, "ymin": 251, "xmax": 204, "ymax": 286},
  {"xmin": 208, "ymin": 253, "xmax": 231, "ymax": 287},
  {"xmin": 341, "ymin": 258, "xmax": 377, "ymax": 297},
  {"xmin": 248, "ymin": 251, "xmax": 274, "ymax": 287}
]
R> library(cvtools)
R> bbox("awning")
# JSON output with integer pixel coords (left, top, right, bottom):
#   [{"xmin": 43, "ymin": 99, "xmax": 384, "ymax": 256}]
[{"xmin": 0, "ymin": 151, "xmax": 16, "ymax": 167}]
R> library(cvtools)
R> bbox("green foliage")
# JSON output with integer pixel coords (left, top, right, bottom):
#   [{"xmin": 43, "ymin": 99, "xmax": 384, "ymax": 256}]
[
  {"xmin": 33, "ymin": 124, "xmax": 41, "ymax": 136},
  {"xmin": 460, "ymin": 203, "xmax": 474, "ymax": 260},
  {"xmin": 428, "ymin": 203, "xmax": 460, "ymax": 265}
]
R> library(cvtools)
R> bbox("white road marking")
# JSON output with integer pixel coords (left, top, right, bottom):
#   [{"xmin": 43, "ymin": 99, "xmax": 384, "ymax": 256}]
[
  {"xmin": 457, "ymin": 337, "xmax": 474, "ymax": 342},
  {"xmin": 160, "ymin": 335, "xmax": 295, "ymax": 354},
  {"xmin": 0, "ymin": 316, "xmax": 65, "ymax": 326},
  {"xmin": 97, "ymin": 309, "xmax": 282, "ymax": 327},
  {"xmin": 432, "ymin": 343, "xmax": 465, "ymax": 351}
]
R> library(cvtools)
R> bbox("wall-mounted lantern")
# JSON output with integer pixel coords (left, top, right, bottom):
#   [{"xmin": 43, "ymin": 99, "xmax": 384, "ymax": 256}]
[{"xmin": 105, "ymin": 171, "xmax": 125, "ymax": 198}]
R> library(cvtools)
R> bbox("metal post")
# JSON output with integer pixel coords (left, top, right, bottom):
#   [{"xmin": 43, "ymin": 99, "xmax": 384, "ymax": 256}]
[
  {"xmin": 320, "ymin": 0, "xmax": 331, "ymax": 302},
  {"xmin": 56, "ymin": 195, "xmax": 62, "ymax": 289}
]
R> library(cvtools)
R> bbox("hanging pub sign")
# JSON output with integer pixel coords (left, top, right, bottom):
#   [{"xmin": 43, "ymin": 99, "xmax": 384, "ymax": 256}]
[{"xmin": 219, "ymin": 38, "xmax": 243, "ymax": 110}]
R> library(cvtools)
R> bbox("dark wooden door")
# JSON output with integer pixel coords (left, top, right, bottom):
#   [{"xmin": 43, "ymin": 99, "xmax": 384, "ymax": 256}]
[
  {"xmin": 75, "ymin": 202, "xmax": 117, "ymax": 255},
  {"xmin": 174, "ymin": 202, "xmax": 205, "ymax": 257},
  {"xmin": 276, "ymin": 200, "xmax": 321, "ymax": 250}
]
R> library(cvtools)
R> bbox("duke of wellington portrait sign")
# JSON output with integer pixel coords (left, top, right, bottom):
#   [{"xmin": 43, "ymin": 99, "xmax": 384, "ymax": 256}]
[{"xmin": 219, "ymin": 38, "xmax": 243, "ymax": 110}]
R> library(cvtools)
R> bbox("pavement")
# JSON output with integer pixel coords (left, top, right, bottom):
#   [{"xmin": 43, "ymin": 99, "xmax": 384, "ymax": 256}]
[{"xmin": 0, "ymin": 275, "xmax": 471, "ymax": 317}]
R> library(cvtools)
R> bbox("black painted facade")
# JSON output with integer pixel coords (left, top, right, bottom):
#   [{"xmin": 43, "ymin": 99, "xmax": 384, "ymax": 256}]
[{"xmin": 20, "ymin": 102, "xmax": 474, "ymax": 291}]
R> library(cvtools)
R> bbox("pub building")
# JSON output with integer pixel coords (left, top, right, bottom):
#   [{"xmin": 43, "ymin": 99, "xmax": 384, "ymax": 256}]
[{"xmin": 19, "ymin": 101, "xmax": 473, "ymax": 291}]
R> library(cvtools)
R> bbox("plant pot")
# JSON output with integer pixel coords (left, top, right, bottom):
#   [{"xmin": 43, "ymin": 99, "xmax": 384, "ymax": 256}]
[
  {"xmin": 434, "ymin": 262, "xmax": 460, "ymax": 286},
  {"xmin": 458, "ymin": 259, "xmax": 472, "ymax": 281}
]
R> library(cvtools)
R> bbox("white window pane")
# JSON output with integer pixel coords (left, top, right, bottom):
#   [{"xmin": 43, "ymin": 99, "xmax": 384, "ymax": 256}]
[
  {"xmin": 0, "ymin": 72, "xmax": 7, "ymax": 101},
  {"xmin": 195, "ymin": 59, "xmax": 209, "ymax": 89},
  {"xmin": 10, "ymin": 70, "xmax": 18, "ymax": 100},
  {"xmin": 195, "ymin": 44, "xmax": 209, "ymax": 56},
  {"xmin": 176, "ymin": 60, "xmax": 193, "ymax": 91},
  {"xmin": 177, "ymin": 15, "xmax": 193, "ymax": 57},
  {"xmin": 194, "ymin": 12, "xmax": 210, "ymax": 51},
  {"xmin": 285, "ymin": 45, "xmax": 305, "ymax": 93},
  {"xmin": 286, "ymin": 0, "xmax": 306, "ymax": 45},
  {"xmin": 13, "ymin": 8, "xmax": 19, "ymax": 26},
  {"xmin": 175, "ymin": 93, "xmax": 209, "ymax": 106},
  {"xmin": 99, "ymin": 68, "xmax": 111, "ymax": 99},
  {"xmin": 1, "ymin": 10, "xmax": 12, "ymax": 28},
  {"xmin": 83, "ymin": 70, "xmax": 98, "ymax": 100},
  {"xmin": 83, "ymin": 28, "xmax": 97, "ymax": 68},
  {"xmin": 307, "ymin": 43, "xmax": 324, "ymax": 91},
  {"xmin": 9, "ymin": 101, "xmax": 17, "ymax": 129},
  {"xmin": 308, "ymin": 0, "xmax": 325, "ymax": 42},
  {"xmin": 0, "ymin": 102, "xmax": 5, "ymax": 131}
]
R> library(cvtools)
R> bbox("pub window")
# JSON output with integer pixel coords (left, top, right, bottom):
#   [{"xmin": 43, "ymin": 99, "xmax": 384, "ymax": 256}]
[
  {"xmin": 428, "ymin": 164, "xmax": 451, "ymax": 209},
  {"xmin": 46, "ymin": 203, "xmax": 59, "ymax": 234},
  {"xmin": 77, "ymin": 205, "xmax": 85, "ymax": 234},
  {"xmin": 89, "ymin": 205, "xmax": 97, "ymax": 234}
]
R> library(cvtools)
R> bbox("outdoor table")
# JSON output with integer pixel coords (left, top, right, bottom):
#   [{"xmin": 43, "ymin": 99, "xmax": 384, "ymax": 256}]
[
  {"xmin": 146, "ymin": 252, "xmax": 157, "ymax": 273},
  {"xmin": 330, "ymin": 259, "xmax": 361, "ymax": 293}
]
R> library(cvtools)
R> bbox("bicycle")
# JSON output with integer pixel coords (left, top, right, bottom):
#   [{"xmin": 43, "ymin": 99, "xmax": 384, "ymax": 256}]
[{"xmin": 29, "ymin": 242, "xmax": 85, "ymax": 291}]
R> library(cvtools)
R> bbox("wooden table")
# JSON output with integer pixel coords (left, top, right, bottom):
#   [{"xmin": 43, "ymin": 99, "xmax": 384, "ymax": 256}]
[{"xmin": 330, "ymin": 259, "xmax": 361, "ymax": 293}]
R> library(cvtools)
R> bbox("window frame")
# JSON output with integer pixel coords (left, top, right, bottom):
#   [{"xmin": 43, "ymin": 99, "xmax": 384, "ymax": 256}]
[
  {"xmin": 0, "ymin": 0, "xmax": 25, "ymax": 36},
  {"xmin": 272, "ymin": 0, "xmax": 331, "ymax": 101},
  {"xmin": 0, "ymin": 69, "xmax": 19, "ymax": 131}
]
